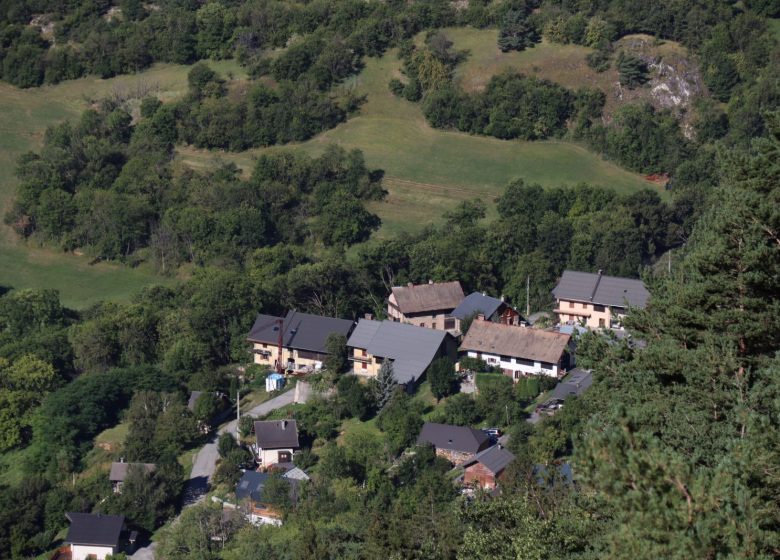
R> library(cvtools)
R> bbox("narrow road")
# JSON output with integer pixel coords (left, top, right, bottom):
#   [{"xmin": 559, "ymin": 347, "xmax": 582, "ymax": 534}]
[
  {"xmin": 131, "ymin": 388, "xmax": 303, "ymax": 559},
  {"xmin": 183, "ymin": 389, "xmax": 300, "ymax": 505}
]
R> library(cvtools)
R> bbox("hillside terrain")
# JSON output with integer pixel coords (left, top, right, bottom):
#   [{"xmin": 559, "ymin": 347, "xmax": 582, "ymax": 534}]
[{"xmin": 0, "ymin": 1, "xmax": 778, "ymax": 559}]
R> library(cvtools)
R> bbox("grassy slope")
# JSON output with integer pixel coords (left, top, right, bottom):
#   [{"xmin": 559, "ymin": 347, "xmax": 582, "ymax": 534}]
[
  {"xmin": 178, "ymin": 43, "xmax": 655, "ymax": 237},
  {"xmin": 1, "ymin": 40, "xmax": 654, "ymax": 294},
  {"xmin": 0, "ymin": 61, "xmax": 243, "ymax": 308}
]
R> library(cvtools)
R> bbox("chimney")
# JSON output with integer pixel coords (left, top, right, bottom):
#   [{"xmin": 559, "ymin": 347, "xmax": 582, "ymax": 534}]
[
  {"xmin": 500, "ymin": 294, "xmax": 505, "ymax": 302},
  {"xmin": 365, "ymin": 313, "xmax": 374, "ymax": 320},
  {"xmin": 482, "ymin": 291, "xmax": 486, "ymax": 296},
  {"xmin": 281, "ymin": 420, "xmax": 287, "ymax": 430},
  {"xmin": 598, "ymin": 269, "xmax": 603, "ymax": 276},
  {"xmin": 428, "ymin": 279, "xmax": 433, "ymax": 284},
  {"xmin": 477, "ymin": 313, "xmax": 485, "ymax": 321},
  {"xmin": 407, "ymin": 282, "xmax": 413, "ymax": 287}
]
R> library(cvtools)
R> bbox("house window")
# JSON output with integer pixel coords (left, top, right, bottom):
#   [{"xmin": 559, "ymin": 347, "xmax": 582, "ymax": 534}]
[
  {"xmin": 361, "ymin": 362, "xmax": 367, "ymax": 370},
  {"xmin": 599, "ymin": 318, "xmax": 605, "ymax": 327},
  {"xmin": 420, "ymin": 323, "xmax": 426, "ymax": 328},
  {"xmin": 593, "ymin": 304, "xmax": 605, "ymax": 312},
  {"xmin": 362, "ymin": 349, "xmax": 367, "ymax": 357},
  {"xmin": 515, "ymin": 357, "xmax": 534, "ymax": 367},
  {"xmin": 582, "ymin": 303, "xmax": 588, "ymax": 309},
  {"xmin": 262, "ymin": 343, "xmax": 267, "ymax": 349},
  {"xmin": 568, "ymin": 301, "xmax": 574, "ymax": 308},
  {"xmin": 444, "ymin": 318, "xmax": 456, "ymax": 330}
]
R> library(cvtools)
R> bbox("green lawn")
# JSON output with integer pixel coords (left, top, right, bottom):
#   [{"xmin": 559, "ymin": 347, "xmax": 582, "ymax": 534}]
[
  {"xmin": 0, "ymin": 61, "xmax": 242, "ymax": 307},
  {"xmin": 177, "ymin": 46, "xmax": 656, "ymax": 236},
  {"xmin": 2, "ymin": 45, "xmax": 656, "ymax": 290}
]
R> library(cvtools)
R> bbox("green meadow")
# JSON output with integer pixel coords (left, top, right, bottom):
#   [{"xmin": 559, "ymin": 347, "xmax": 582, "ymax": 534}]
[{"xmin": 0, "ymin": 39, "xmax": 655, "ymax": 300}]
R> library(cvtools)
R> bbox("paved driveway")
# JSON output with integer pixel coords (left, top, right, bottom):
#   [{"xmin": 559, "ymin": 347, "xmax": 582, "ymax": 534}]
[{"xmin": 130, "ymin": 389, "xmax": 302, "ymax": 558}]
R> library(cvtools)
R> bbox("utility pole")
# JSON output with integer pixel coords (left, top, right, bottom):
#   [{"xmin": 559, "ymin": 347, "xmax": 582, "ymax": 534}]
[
  {"xmin": 236, "ymin": 388, "xmax": 240, "ymax": 441},
  {"xmin": 526, "ymin": 275, "xmax": 531, "ymax": 318}
]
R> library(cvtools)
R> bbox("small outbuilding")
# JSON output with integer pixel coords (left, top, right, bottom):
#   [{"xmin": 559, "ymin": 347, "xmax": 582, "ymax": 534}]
[{"xmin": 462, "ymin": 444, "xmax": 515, "ymax": 490}]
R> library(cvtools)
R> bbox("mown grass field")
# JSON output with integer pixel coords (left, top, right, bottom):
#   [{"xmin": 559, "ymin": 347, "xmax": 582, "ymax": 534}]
[
  {"xmin": 1, "ymin": 40, "xmax": 656, "ymax": 296},
  {"xmin": 178, "ymin": 42, "xmax": 657, "ymax": 236}
]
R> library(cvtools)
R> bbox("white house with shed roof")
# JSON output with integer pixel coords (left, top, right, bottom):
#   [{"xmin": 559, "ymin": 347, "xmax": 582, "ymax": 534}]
[
  {"xmin": 552, "ymin": 270, "xmax": 649, "ymax": 329},
  {"xmin": 459, "ymin": 319, "xmax": 570, "ymax": 379},
  {"xmin": 347, "ymin": 319, "xmax": 457, "ymax": 387}
]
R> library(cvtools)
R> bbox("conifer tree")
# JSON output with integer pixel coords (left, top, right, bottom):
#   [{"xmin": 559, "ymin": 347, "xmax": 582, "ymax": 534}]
[{"xmin": 375, "ymin": 361, "xmax": 398, "ymax": 411}]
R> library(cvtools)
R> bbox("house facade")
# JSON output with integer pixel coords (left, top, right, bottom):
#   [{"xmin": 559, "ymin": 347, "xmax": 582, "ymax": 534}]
[
  {"xmin": 459, "ymin": 319, "xmax": 571, "ymax": 379},
  {"xmin": 65, "ymin": 513, "xmax": 124, "ymax": 560},
  {"xmin": 462, "ymin": 444, "xmax": 515, "ymax": 490},
  {"xmin": 347, "ymin": 319, "xmax": 457, "ymax": 387},
  {"xmin": 254, "ymin": 419, "xmax": 299, "ymax": 467},
  {"xmin": 247, "ymin": 311, "xmax": 355, "ymax": 372},
  {"xmin": 552, "ymin": 270, "xmax": 650, "ymax": 329},
  {"xmin": 387, "ymin": 281, "xmax": 465, "ymax": 332}
]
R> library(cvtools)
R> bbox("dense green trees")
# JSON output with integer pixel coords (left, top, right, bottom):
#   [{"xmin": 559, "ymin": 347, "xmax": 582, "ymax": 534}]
[
  {"xmin": 423, "ymin": 72, "xmax": 575, "ymax": 141},
  {"xmin": 9, "ymin": 103, "xmax": 383, "ymax": 264}
]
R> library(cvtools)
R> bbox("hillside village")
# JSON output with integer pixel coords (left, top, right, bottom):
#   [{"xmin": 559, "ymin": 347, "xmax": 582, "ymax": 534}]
[
  {"xmin": 0, "ymin": 0, "xmax": 778, "ymax": 558},
  {"xmin": 57, "ymin": 271, "xmax": 642, "ymax": 559}
]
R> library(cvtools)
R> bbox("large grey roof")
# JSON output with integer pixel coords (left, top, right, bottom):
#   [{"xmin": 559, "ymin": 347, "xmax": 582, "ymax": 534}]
[
  {"xmin": 255, "ymin": 420, "xmax": 299, "ymax": 449},
  {"xmin": 463, "ymin": 444, "xmax": 515, "ymax": 475},
  {"xmin": 65, "ymin": 513, "xmax": 124, "ymax": 547},
  {"xmin": 549, "ymin": 368, "xmax": 593, "ymax": 400},
  {"xmin": 109, "ymin": 462, "xmax": 155, "ymax": 482},
  {"xmin": 451, "ymin": 292, "xmax": 504, "ymax": 320},
  {"xmin": 417, "ymin": 422, "xmax": 492, "ymax": 454},
  {"xmin": 348, "ymin": 320, "xmax": 449, "ymax": 384},
  {"xmin": 247, "ymin": 310, "xmax": 354, "ymax": 353},
  {"xmin": 552, "ymin": 270, "xmax": 649, "ymax": 309}
]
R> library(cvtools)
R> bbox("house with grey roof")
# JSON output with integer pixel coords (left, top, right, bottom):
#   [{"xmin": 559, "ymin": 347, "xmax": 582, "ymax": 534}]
[
  {"xmin": 347, "ymin": 319, "xmax": 457, "ymax": 387},
  {"xmin": 387, "ymin": 281, "xmax": 465, "ymax": 333},
  {"xmin": 65, "ymin": 512, "xmax": 125, "ymax": 560},
  {"xmin": 463, "ymin": 444, "xmax": 515, "ymax": 490},
  {"xmin": 247, "ymin": 311, "xmax": 355, "ymax": 373},
  {"xmin": 417, "ymin": 422, "xmax": 492, "ymax": 463},
  {"xmin": 451, "ymin": 292, "xmax": 522, "ymax": 334},
  {"xmin": 109, "ymin": 461, "xmax": 155, "ymax": 493},
  {"xmin": 552, "ymin": 270, "xmax": 649, "ymax": 329},
  {"xmin": 254, "ymin": 419, "xmax": 299, "ymax": 467}
]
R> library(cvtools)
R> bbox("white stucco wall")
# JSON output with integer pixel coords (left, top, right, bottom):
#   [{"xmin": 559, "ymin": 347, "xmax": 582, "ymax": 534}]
[
  {"xmin": 71, "ymin": 544, "xmax": 116, "ymax": 560},
  {"xmin": 466, "ymin": 351, "xmax": 558, "ymax": 378},
  {"xmin": 259, "ymin": 447, "xmax": 294, "ymax": 466}
]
